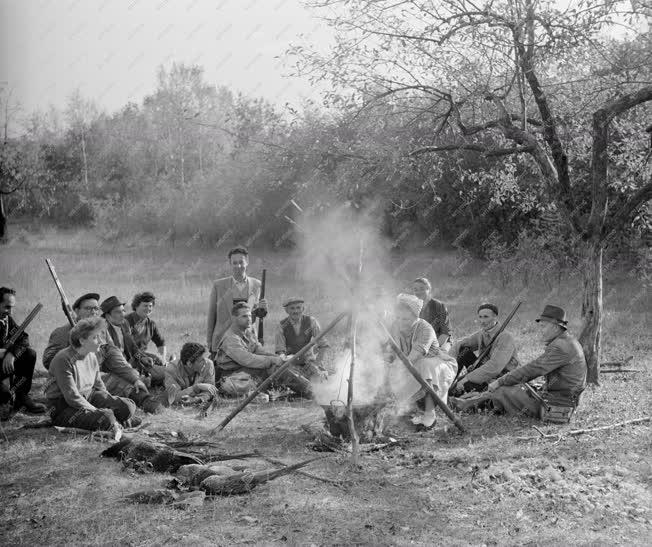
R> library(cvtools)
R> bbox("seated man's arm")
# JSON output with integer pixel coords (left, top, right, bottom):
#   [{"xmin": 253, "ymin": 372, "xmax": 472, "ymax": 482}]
[
  {"xmin": 311, "ymin": 318, "xmax": 328, "ymax": 364},
  {"xmin": 198, "ymin": 359, "xmax": 216, "ymax": 385},
  {"xmin": 497, "ymin": 342, "xmax": 566, "ymax": 387},
  {"xmin": 151, "ymin": 321, "xmax": 166, "ymax": 360},
  {"xmin": 464, "ymin": 333, "xmax": 516, "ymax": 385},
  {"xmin": 224, "ymin": 335, "xmax": 275, "ymax": 369},
  {"xmin": 100, "ymin": 344, "xmax": 140, "ymax": 384},
  {"xmin": 436, "ymin": 302, "xmax": 453, "ymax": 348}
]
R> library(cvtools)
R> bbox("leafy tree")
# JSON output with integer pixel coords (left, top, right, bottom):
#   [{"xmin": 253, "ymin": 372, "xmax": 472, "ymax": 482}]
[{"xmin": 294, "ymin": 0, "xmax": 652, "ymax": 383}]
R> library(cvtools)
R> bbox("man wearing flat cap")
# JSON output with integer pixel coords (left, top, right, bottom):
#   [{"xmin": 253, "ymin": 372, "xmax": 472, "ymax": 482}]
[
  {"xmin": 43, "ymin": 292, "xmax": 159, "ymax": 413},
  {"xmin": 451, "ymin": 305, "xmax": 587, "ymax": 422},
  {"xmin": 275, "ymin": 297, "xmax": 329, "ymax": 384},
  {"xmin": 449, "ymin": 303, "xmax": 519, "ymax": 395}
]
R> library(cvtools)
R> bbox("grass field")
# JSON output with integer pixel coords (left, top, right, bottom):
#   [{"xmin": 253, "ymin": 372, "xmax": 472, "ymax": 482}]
[{"xmin": 0, "ymin": 228, "xmax": 650, "ymax": 545}]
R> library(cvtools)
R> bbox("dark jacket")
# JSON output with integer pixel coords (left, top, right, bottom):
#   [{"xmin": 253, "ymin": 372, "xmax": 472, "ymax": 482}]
[
  {"xmin": 0, "ymin": 315, "xmax": 30, "ymax": 356},
  {"xmin": 497, "ymin": 331, "xmax": 587, "ymax": 406},
  {"xmin": 419, "ymin": 298, "xmax": 452, "ymax": 342}
]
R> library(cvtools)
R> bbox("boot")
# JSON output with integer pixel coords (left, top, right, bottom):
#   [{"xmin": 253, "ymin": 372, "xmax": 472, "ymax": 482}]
[
  {"xmin": 15, "ymin": 394, "xmax": 47, "ymax": 414},
  {"xmin": 0, "ymin": 402, "xmax": 14, "ymax": 421}
]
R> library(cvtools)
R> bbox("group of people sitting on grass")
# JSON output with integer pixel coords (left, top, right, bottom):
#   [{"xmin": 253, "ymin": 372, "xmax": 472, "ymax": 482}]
[{"xmin": 0, "ymin": 245, "xmax": 587, "ymax": 435}]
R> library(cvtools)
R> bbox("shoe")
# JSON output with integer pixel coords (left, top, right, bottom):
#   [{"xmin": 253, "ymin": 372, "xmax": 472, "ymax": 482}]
[
  {"xmin": 0, "ymin": 402, "xmax": 14, "ymax": 421},
  {"xmin": 415, "ymin": 422, "xmax": 436, "ymax": 432},
  {"xmin": 122, "ymin": 416, "xmax": 143, "ymax": 429},
  {"xmin": 16, "ymin": 395, "xmax": 47, "ymax": 414}
]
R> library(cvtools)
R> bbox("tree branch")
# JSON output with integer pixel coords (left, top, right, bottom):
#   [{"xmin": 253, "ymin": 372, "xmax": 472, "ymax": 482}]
[
  {"xmin": 603, "ymin": 176, "xmax": 652, "ymax": 242},
  {"xmin": 409, "ymin": 144, "xmax": 533, "ymax": 157}
]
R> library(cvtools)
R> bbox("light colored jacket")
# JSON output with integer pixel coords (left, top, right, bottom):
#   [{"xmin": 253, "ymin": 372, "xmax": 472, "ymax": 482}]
[
  {"xmin": 216, "ymin": 326, "xmax": 275, "ymax": 371},
  {"xmin": 164, "ymin": 357, "xmax": 215, "ymax": 404},
  {"xmin": 206, "ymin": 276, "xmax": 262, "ymax": 351}
]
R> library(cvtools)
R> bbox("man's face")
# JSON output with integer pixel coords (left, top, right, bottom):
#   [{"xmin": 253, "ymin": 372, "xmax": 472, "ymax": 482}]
[
  {"xmin": 107, "ymin": 305, "xmax": 126, "ymax": 325},
  {"xmin": 234, "ymin": 308, "xmax": 252, "ymax": 330},
  {"xmin": 188, "ymin": 351, "xmax": 207, "ymax": 370},
  {"xmin": 478, "ymin": 309, "xmax": 498, "ymax": 330},
  {"xmin": 230, "ymin": 253, "xmax": 248, "ymax": 280},
  {"xmin": 76, "ymin": 299, "xmax": 100, "ymax": 320},
  {"xmin": 135, "ymin": 301, "xmax": 154, "ymax": 318},
  {"xmin": 411, "ymin": 282, "xmax": 430, "ymax": 302},
  {"xmin": 540, "ymin": 321, "xmax": 561, "ymax": 341},
  {"xmin": 285, "ymin": 302, "xmax": 304, "ymax": 321},
  {"xmin": 0, "ymin": 294, "xmax": 15, "ymax": 318}
]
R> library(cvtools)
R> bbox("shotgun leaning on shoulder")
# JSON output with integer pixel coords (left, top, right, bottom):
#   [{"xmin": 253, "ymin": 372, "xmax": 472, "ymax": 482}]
[
  {"xmin": 450, "ymin": 301, "xmax": 522, "ymax": 392},
  {"xmin": 2, "ymin": 303, "xmax": 43, "ymax": 350},
  {"xmin": 45, "ymin": 258, "xmax": 76, "ymax": 327}
]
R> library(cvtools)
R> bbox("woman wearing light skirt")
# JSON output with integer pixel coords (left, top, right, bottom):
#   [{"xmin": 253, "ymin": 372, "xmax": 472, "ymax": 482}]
[{"xmin": 387, "ymin": 294, "xmax": 458, "ymax": 430}]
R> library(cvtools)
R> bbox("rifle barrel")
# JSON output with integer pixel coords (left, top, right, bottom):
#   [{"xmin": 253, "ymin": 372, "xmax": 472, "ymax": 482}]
[{"xmin": 4, "ymin": 303, "xmax": 43, "ymax": 348}]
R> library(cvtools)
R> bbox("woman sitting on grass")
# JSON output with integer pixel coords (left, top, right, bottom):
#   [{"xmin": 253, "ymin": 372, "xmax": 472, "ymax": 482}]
[
  {"xmin": 164, "ymin": 342, "xmax": 218, "ymax": 406},
  {"xmin": 45, "ymin": 317, "xmax": 138, "ymax": 435},
  {"xmin": 386, "ymin": 294, "xmax": 458, "ymax": 430},
  {"xmin": 125, "ymin": 291, "xmax": 168, "ymax": 386}
]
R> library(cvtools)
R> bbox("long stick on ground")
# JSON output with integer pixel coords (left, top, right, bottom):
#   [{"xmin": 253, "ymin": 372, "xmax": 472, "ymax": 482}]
[
  {"xmin": 254, "ymin": 451, "xmax": 342, "ymax": 486},
  {"xmin": 379, "ymin": 322, "xmax": 466, "ymax": 433},
  {"xmin": 211, "ymin": 311, "xmax": 349, "ymax": 434},
  {"xmin": 517, "ymin": 416, "xmax": 651, "ymax": 441}
]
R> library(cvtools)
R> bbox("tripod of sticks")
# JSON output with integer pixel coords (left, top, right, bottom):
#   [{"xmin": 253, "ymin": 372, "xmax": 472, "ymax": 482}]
[{"xmin": 209, "ymin": 235, "xmax": 465, "ymax": 467}]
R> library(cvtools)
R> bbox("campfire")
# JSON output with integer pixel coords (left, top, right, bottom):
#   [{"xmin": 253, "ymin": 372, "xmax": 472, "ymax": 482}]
[{"xmin": 320, "ymin": 398, "xmax": 395, "ymax": 443}]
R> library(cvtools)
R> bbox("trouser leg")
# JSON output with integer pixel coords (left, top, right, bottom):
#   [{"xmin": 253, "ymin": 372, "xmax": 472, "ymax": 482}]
[
  {"xmin": 102, "ymin": 373, "xmax": 162, "ymax": 413},
  {"xmin": 49, "ymin": 398, "xmax": 117, "ymax": 430},
  {"xmin": 10, "ymin": 348, "xmax": 37, "ymax": 402},
  {"xmin": 490, "ymin": 385, "xmax": 542, "ymax": 417},
  {"xmin": 89, "ymin": 390, "xmax": 136, "ymax": 423}
]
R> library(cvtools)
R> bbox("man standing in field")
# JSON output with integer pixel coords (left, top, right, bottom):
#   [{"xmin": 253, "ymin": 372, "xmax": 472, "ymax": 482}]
[
  {"xmin": 449, "ymin": 303, "xmax": 519, "ymax": 395},
  {"xmin": 206, "ymin": 246, "xmax": 268, "ymax": 359},
  {"xmin": 43, "ymin": 292, "xmax": 159, "ymax": 413},
  {"xmin": 215, "ymin": 302, "xmax": 312, "ymax": 398},
  {"xmin": 0, "ymin": 287, "xmax": 46, "ymax": 420},
  {"xmin": 275, "ymin": 297, "xmax": 328, "ymax": 382},
  {"xmin": 451, "ymin": 305, "xmax": 587, "ymax": 422},
  {"xmin": 412, "ymin": 278, "xmax": 453, "ymax": 352}
]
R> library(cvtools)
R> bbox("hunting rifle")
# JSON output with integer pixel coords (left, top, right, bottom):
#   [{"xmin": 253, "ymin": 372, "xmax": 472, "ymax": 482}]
[
  {"xmin": 45, "ymin": 258, "xmax": 76, "ymax": 327},
  {"xmin": 450, "ymin": 300, "xmax": 522, "ymax": 392},
  {"xmin": 257, "ymin": 269, "xmax": 266, "ymax": 343},
  {"xmin": 2, "ymin": 303, "xmax": 43, "ymax": 350}
]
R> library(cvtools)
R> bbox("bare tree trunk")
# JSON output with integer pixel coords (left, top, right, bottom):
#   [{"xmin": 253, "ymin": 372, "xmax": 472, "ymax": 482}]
[
  {"xmin": 579, "ymin": 241, "xmax": 603, "ymax": 385},
  {"xmin": 81, "ymin": 129, "xmax": 89, "ymax": 189}
]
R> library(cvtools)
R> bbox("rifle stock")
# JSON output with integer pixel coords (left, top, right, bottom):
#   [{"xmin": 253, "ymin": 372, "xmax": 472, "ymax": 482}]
[{"xmin": 45, "ymin": 258, "xmax": 76, "ymax": 327}]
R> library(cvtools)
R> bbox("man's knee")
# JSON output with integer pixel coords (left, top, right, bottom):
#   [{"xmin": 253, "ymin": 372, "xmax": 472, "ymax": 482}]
[
  {"xmin": 16, "ymin": 347, "xmax": 37, "ymax": 370},
  {"xmin": 113, "ymin": 396, "xmax": 137, "ymax": 422}
]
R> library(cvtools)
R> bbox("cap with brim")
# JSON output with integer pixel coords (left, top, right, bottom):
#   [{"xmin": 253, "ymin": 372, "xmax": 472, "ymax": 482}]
[
  {"xmin": 73, "ymin": 293, "xmax": 100, "ymax": 310},
  {"xmin": 283, "ymin": 297, "xmax": 305, "ymax": 307},
  {"xmin": 100, "ymin": 296, "xmax": 126, "ymax": 315}
]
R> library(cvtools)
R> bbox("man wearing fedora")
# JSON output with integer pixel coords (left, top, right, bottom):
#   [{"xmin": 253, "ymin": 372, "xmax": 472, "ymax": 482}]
[
  {"xmin": 451, "ymin": 305, "xmax": 587, "ymax": 421},
  {"xmin": 275, "ymin": 297, "xmax": 329, "ymax": 383},
  {"xmin": 101, "ymin": 296, "xmax": 164, "ymax": 414}
]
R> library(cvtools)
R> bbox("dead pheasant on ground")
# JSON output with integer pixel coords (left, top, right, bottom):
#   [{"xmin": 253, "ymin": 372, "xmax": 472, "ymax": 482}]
[
  {"xmin": 200, "ymin": 456, "xmax": 325, "ymax": 496},
  {"xmin": 101, "ymin": 438, "xmax": 203, "ymax": 473}
]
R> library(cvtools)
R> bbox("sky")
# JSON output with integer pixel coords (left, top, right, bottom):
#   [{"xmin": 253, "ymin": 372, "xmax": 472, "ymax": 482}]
[{"xmin": 0, "ymin": 0, "xmax": 332, "ymax": 118}]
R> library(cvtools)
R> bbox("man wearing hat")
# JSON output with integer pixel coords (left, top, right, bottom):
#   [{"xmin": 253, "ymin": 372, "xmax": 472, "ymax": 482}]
[
  {"xmin": 101, "ymin": 296, "xmax": 164, "ymax": 414},
  {"xmin": 449, "ymin": 303, "xmax": 519, "ymax": 395},
  {"xmin": 43, "ymin": 292, "xmax": 157, "ymax": 413},
  {"xmin": 274, "ymin": 297, "xmax": 329, "ymax": 384},
  {"xmin": 451, "ymin": 305, "xmax": 587, "ymax": 421}
]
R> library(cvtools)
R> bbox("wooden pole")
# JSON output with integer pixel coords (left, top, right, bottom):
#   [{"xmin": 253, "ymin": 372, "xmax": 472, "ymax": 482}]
[
  {"xmin": 211, "ymin": 311, "xmax": 349, "ymax": 434},
  {"xmin": 346, "ymin": 311, "xmax": 360, "ymax": 465},
  {"xmin": 379, "ymin": 321, "xmax": 466, "ymax": 433}
]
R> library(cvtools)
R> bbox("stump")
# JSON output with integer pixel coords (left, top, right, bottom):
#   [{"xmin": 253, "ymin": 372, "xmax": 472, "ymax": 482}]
[{"xmin": 321, "ymin": 400, "xmax": 394, "ymax": 443}]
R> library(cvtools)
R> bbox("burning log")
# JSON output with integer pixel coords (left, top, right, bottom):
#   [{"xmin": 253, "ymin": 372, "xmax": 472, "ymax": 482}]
[
  {"xmin": 321, "ymin": 400, "xmax": 395, "ymax": 442},
  {"xmin": 200, "ymin": 456, "xmax": 324, "ymax": 496}
]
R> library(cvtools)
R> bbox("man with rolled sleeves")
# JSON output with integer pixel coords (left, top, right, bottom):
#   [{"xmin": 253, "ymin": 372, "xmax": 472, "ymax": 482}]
[
  {"xmin": 215, "ymin": 302, "xmax": 312, "ymax": 398},
  {"xmin": 275, "ymin": 297, "xmax": 328, "ymax": 382},
  {"xmin": 206, "ymin": 246, "xmax": 268, "ymax": 361},
  {"xmin": 451, "ymin": 305, "xmax": 587, "ymax": 422},
  {"xmin": 449, "ymin": 303, "xmax": 519, "ymax": 395}
]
